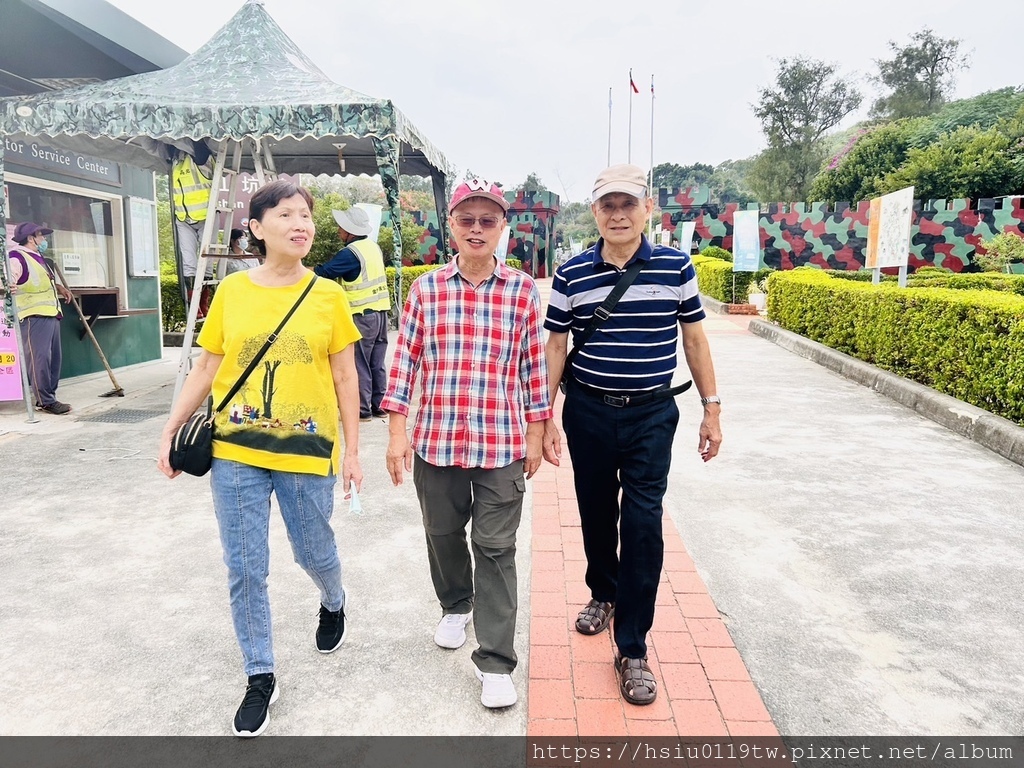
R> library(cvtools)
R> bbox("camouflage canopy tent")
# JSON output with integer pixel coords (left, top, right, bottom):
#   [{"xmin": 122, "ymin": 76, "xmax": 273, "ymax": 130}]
[{"xmin": 0, "ymin": 0, "xmax": 452, "ymax": 316}]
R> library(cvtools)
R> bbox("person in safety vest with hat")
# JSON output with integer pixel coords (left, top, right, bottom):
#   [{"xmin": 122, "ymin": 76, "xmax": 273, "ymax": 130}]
[
  {"xmin": 6, "ymin": 221, "xmax": 74, "ymax": 415},
  {"xmin": 314, "ymin": 206, "xmax": 391, "ymax": 421},
  {"xmin": 171, "ymin": 146, "xmax": 215, "ymax": 318}
]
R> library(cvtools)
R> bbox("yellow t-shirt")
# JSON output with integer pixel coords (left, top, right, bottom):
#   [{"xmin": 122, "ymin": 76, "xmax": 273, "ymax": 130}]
[{"xmin": 197, "ymin": 271, "xmax": 361, "ymax": 476}]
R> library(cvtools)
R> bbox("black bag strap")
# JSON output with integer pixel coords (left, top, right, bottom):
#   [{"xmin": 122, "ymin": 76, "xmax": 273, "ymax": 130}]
[
  {"xmin": 563, "ymin": 257, "xmax": 645, "ymax": 382},
  {"xmin": 211, "ymin": 275, "xmax": 318, "ymax": 414}
]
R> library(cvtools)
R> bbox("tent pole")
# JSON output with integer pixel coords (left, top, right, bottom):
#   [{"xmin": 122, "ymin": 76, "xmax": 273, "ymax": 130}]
[
  {"xmin": 372, "ymin": 136, "xmax": 403, "ymax": 328},
  {"xmin": 430, "ymin": 169, "xmax": 451, "ymax": 263},
  {"xmin": 0, "ymin": 141, "xmax": 39, "ymax": 422}
]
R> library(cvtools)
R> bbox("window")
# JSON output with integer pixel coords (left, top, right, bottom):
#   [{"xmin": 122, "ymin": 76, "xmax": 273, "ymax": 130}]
[{"xmin": 6, "ymin": 174, "xmax": 125, "ymax": 304}]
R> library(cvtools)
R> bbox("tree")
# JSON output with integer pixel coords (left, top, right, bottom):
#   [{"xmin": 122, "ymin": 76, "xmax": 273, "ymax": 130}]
[
  {"xmin": 517, "ymin": 172, "xmax": 550, "ymax": 193},
  {"xmin": 554, "ymin": 201, "xmax": 598, "ymax": 245},
  {"xmin": 652, "ymin": 163, "xmax": 713, "ymax": 189},
  {"xmin": 809, "ymin": 120, "xmax": 927, "ymax": 202},
  {"xmin": 870, "ymin": 28, "xmax": 969, "ymax": 120},
  {"xmin": 378, "ymin": 213, "xmax": 426, "ymax": 264},
  {"xmin": 753, "ymin": 57, "xmax": 862, "ymax": 199},
  {"xmin": 651, "ymin": 161, "xmax": 756, "ymax": 205},
  {"xmin": 876, "ymin": 124, "xmax": 1024, "ymax": 200}
]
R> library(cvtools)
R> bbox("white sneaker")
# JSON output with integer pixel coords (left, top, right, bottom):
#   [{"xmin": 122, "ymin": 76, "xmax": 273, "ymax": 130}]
[
  {"xmin": 474, "ymin": 665, "xmax": 517, "ymax": 708},
  {"xmin": 434, "ymin": 611, "xmax": 472, "ymax": 649}
]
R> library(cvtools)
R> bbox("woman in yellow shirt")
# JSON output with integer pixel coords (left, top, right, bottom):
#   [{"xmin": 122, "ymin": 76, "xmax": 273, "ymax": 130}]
[{"xmin": 158, "ymin": 180, "xmax": 362, "ymax": 738}]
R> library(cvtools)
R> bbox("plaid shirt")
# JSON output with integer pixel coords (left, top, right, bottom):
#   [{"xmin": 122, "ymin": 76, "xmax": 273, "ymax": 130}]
[{"xmin": 381, "ymin": 259, "xmax": 552, "ymax": 469}]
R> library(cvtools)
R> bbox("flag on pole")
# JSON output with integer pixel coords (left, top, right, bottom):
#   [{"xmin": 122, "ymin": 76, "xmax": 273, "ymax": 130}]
[{"xmin": 629, "ymin": 69, "xmax": 639, "ymax": 94}]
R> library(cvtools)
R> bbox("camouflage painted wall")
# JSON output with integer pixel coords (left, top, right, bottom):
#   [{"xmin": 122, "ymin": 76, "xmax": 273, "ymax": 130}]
[
  {"xmin": 394, "ymin": 189, "xmax": 559, "ymax": 274},
  {"xmin": 660, "ymin": 187, "xmax": 1024, "ymax": 272}
]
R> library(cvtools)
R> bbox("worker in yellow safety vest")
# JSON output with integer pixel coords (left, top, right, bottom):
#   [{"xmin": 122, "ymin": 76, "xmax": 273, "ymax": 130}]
[
  {"xmin": 171, "ymin": 149, "xmax": 215, "ymax": 317},
  {"xmin": 313, "ymin": 207, "xmax": 391, "ymax": 421}
]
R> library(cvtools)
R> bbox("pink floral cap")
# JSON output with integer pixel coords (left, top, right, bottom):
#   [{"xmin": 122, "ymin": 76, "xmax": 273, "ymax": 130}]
[{"xmin": 449, "ymin": 178, "xmax": 509, "ymax": 214}]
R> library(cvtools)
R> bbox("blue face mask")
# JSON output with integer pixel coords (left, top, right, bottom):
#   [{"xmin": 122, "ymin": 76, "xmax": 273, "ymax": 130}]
[
  {"xmin": 37, "ymin": 239, "xmax": 49, "ymax": 254},
  {"xmin": 237, "ymin": 237, "xmax": 249, "ymax": 251}
]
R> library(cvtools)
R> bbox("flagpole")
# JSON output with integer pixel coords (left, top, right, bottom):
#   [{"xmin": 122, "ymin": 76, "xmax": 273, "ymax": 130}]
[
  {"xmin": 607, "ymin": 87, "xmax": 612, "ymax": 166},
  {"xmin": 627, "ymin": 68, "xmax": 634, "ymax": 163},
  {"xmin": 649, "ymin": 74, "xmax": 655, "ymax": 238}
]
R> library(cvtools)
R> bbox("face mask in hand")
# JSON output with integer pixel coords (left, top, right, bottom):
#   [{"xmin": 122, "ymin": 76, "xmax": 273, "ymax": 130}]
[{"xmin": 36, "ymin": 240, "xmax": 49, "ymax": 254}]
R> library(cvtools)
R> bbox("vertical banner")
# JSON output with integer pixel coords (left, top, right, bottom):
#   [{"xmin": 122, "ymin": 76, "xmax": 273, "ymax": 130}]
[
  {"xmin": 865, "ymin": 186, "xmax": 914, "ymax": 269},
  {"xmin": 0, "ymin": 311, "xmax": 23, "ymax": 401},
  {"xmin": 733, "ymin": 210, "xmax": 761, "ymax": 271},
  {"xmin": 355, "ymin": 203, "xmax": 384, "ymax": 244},
  {"xmin": 494, "ymin": 225, "xmax": 512, "ymax": 263},
  {"xmin": 678, "ymin": 221, "xmax": 697, "ymax": 254}
]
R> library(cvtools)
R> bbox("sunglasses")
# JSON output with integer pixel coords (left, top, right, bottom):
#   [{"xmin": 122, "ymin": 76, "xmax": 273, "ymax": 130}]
[{"xmin": 452, "ymin": 214, "xmax": 504, "ymax": 230}]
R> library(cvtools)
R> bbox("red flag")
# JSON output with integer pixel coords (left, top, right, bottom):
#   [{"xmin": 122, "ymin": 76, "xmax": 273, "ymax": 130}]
[{"xmin": 630, "ymin": 69, "xmax": 639, "ymax": 94}]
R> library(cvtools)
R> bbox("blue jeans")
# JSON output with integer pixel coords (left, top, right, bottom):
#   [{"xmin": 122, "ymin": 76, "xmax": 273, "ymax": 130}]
[
  {"xmin": 561, "ymin": 384, "xmax": 680, "ymax": 659},
  {"xmin": 210, "ymin": 459, "xmax": 345, "ymax": 676}
]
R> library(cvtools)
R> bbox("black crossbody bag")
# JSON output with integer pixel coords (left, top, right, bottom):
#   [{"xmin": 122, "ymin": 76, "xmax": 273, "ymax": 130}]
[
  {"xmin": 560, "ymin": 259, "xmax": 692, "ymax": 404},
  {"xmin": 169, "ymin": 276, "xmax": 318, "ymax": 476}
]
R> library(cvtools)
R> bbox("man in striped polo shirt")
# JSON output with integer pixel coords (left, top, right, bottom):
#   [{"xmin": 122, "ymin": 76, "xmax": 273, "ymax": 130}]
[{"xmin": 544, "ymin": 163, "xmax": 723, "ymax": 706}]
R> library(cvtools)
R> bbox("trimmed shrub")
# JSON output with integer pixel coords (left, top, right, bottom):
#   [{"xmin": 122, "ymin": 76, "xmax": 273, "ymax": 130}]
[
  {"xmin": 160, "ymin": 262, "xmax": 186, "ymax": 332},
  {"xmin": 700, "ymin": 245, "xmax": 733, "ymax": 262},
  {"xmin": 766, "ymin": 269, "xmax": 1024, "ymax": 424},
  {"xmin": 385, "ymin": 264, "xmax": 442, "ymax": 310},
  {"xmin": 506, "ymin": 258, "xmax": 523, "ymax": 271},
  {"xmin": 691, "ymin": 255, "xmax": 772, "ymax": 304}
]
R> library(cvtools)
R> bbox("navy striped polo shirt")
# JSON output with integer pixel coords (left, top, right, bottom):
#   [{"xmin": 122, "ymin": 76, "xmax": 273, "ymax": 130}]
[{"xmin": 544, "ymin": 236, "xmax": 705, "ymax": 393}]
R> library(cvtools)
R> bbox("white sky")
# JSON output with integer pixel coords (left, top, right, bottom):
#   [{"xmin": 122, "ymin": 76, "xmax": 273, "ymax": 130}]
[{"xmin": 106, "ymin": 0, "xmax": 1020, "ymax": 202}]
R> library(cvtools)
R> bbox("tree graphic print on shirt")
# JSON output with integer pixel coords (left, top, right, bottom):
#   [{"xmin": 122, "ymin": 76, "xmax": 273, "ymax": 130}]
[{"xmin": 218, "ymin": 329, "xmax": 333, "ymax": 460}]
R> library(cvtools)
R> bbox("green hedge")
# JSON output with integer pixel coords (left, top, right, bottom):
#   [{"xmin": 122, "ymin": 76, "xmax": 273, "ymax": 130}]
[
  {"xmin": 692, "ymin": 255, "xmax": 772, "ymax": 304},
  {"xmin": 766, "ymin": 268, "xmax": 1024, "ymax": 424},
  {"xmin": 823, "ymin": 269, "xmax": 1024, "ymax": 295},
  {"xmin": 160, "ymin": 265, "xmax": 186, "ymax": 332}
]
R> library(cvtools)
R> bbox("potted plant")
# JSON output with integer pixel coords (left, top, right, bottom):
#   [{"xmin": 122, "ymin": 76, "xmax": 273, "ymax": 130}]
[{"xmin": 747, "ymin": 276, "xmax": 768, "ymax": 312}]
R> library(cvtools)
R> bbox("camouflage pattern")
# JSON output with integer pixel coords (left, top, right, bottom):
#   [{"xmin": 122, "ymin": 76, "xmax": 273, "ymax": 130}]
[
  {"xmin": 388, "ymin": 189, "xmax": 561, "ymax": 272},
  {"xmin": 660, "ymin": 187, "xmax": 1024, "ymax": 272},
  {"xmin": 506, "ymin": 190, "xmax": 559, "ymax": 278}
]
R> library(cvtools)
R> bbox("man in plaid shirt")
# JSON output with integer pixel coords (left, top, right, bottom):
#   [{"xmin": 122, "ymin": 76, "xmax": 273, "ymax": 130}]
[{"xmin": 381, "ymin": 179, "xmax": 551, "ymax": 710}]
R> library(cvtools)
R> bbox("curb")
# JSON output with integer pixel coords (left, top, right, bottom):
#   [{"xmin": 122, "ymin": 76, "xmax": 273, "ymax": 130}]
[
  {"xmin": 748, "ymin": 318, "xmax": 1024, "ymax": 468},
  {"xmin": 700, "ymin": 294, "xmax": 761, "ymax": 316}
]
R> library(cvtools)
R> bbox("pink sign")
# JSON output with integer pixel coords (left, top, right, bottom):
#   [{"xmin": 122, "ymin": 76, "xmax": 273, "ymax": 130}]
[{"xmin": 0, "ymin": 309, "xmax": 23, "ymax": 401}]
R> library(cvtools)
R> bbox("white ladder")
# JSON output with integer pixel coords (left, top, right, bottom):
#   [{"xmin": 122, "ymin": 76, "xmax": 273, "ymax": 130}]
[{"xmin": 171, "ymin": 138, "xmax": 278, "ymax": 404}]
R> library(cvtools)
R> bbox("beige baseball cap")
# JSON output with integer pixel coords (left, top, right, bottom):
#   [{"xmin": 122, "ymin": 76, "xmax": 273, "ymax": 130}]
[{"xmin": 592, "ymin": 163, "xmax": 649, "ymax": 202}]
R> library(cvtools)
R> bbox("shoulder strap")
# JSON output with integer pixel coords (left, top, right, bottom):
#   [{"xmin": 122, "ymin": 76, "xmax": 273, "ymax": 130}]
[
  {"xmin": 212, "ymin": 275, "xmax": 318, "ymax": 414},
  {"xmin": 563, "ymin": 257, "xmax": 645, "ymax": 379}
]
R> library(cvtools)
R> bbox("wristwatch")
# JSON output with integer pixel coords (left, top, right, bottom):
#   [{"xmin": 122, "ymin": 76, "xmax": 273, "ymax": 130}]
[{"xmin": 700, "ymin": 395, "xmax": 722, "ymax": 406}]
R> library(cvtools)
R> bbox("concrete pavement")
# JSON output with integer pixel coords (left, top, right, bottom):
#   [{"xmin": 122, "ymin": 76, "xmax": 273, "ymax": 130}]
[{"xmin": 2, "ymin": 278, "xmax": 1022, "ymax": 737}]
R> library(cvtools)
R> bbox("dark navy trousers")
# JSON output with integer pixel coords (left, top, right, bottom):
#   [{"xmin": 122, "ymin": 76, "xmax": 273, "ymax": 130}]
[{"xmin": 562, "ymin": 382, "xmax": 680, "ymax": 659}]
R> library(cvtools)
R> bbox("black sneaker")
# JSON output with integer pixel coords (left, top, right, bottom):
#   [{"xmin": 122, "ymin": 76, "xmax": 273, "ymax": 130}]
[
  {"xmin": 38, "ymin": 401, "xmax": 71, "ymax": 415},
  {"xmin": 371, "ymin": 408, "xmax": 387, "ymax": 418},
  {"xmin": 232, "ymin": 673, "xmax": 278, "ymax": 738},
  {"xmin": 316, "ymin": 599, "xmax": 347, "ymax": 653}
]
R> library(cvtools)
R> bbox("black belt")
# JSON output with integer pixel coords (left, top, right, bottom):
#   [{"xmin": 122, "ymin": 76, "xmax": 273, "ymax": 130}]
[{"xmin": 570, "ymin": 379, "xmax": 692, "ymax": 408}]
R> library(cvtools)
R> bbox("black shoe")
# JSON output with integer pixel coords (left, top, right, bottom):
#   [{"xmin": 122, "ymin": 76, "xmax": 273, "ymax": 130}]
[
  {"xmin": 359, "ymin": 414, "xmax": 372, "ymax": 423},
  {"xmin": 232, "ymin": 673, "xmax": 278, "ymax": 738},
  {"xmin": 37, "ymin": 401, "xmax": 71, "ymax": 415},
  {"xmin": 316, "ymin": 599, "xmax": 347, "ymax": 653},
  {"xmin": 371, "ymin": 408, "xmax": 387, "ymax": 418}
]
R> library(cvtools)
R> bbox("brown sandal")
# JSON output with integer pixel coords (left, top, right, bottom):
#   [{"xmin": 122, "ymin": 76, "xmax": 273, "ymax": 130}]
[
  {"xmin": 575, "ymin": 599, "xmax": 614, "ymax": 635},
  {"xmin": 615, "ymin": 655, "xmax": 657, "ymax": 705}
]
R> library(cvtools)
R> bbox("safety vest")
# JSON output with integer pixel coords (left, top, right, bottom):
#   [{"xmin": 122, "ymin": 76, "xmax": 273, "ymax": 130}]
[
  {"xmin": 342, "ymin": 238, "xmax": 391, "ymax": 312},
  {"xmin": 10, "ymin": 249, "xmax": 59, "ymax": 320},
  {"xmin": 172, "ymin": 155, "xmax": 212, "ymax": 223}
]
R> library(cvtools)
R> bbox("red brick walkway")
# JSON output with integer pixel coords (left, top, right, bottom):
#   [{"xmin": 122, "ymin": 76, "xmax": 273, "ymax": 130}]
[{"xmin": 527, "ymin": 280, "xmax": 778, "ymax": 738}]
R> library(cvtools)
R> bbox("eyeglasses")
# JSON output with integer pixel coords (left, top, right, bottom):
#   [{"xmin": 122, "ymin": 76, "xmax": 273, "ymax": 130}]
[{"xmin": 452, "ymin": 214, "xmax": 504, "ymax": 230}]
